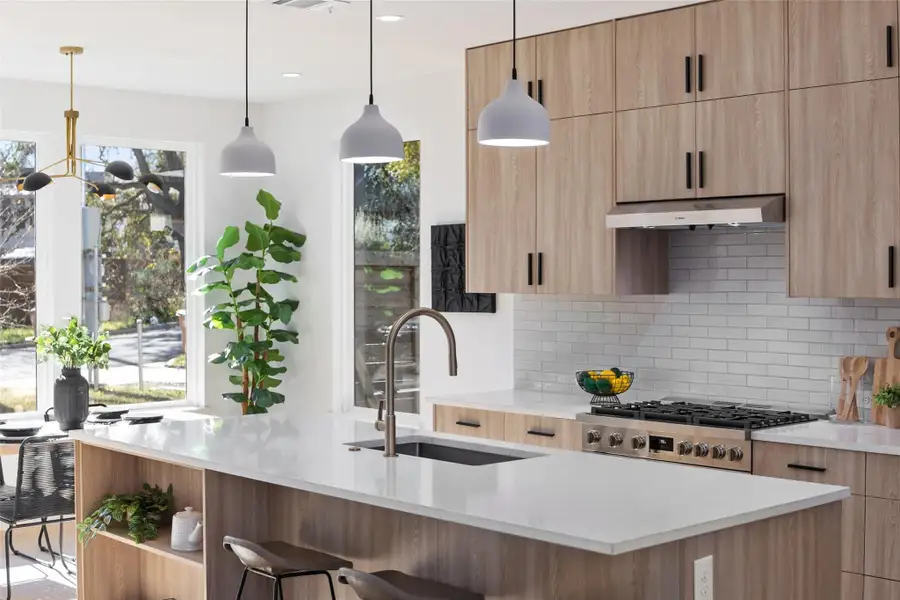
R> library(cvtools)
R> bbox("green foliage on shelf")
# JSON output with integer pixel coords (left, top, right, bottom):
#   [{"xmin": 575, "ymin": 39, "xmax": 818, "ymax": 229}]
[
  {"xmin": 186, "ymin": 190, "xmax": 305, "ymax": 414},
  {"xmin": 77, "ymin": 483, "xmax": 174, "ymax": 545}
]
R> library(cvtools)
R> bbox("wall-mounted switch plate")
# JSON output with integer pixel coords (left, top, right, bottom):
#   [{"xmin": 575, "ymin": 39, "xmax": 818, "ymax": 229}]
[{"xmin": 694, "ymin": 555, "xmax": 713, "ymax": 600}]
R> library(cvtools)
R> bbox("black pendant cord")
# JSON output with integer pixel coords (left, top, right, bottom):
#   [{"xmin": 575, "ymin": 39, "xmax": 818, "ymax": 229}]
[
  {"xmin": 244, "ymin": 0, "xmax": 250, "ymax": 127},
  {"xmin": 368, "ymin": 0, "xmax": 374, "ymax": 104},
  {"xmin": 511, "ymin": 0, "xmax": 517, "ymax": 80}
]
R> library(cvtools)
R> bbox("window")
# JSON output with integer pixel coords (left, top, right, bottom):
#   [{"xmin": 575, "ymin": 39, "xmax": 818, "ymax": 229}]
[
  {"xmin": 353, "ymin": 141, "xmax": 421, "ymax": 413},
  {"xmin": 0, "ymin": 140, "xmax": 37, "ymax": 413},
  {"xmin": 81, "ymin": 145, "xmax": 187, "ymax": 405}
]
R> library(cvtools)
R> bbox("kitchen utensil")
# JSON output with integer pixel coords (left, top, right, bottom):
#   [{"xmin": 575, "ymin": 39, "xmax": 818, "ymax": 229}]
[
  {"xmin": 576, "ymin": 369, "xmax": 634, "ymax": 405},
  {"xmin": 170, "ymin": 506, "xmax": 203, "ymax": 552},
  {"xmin": 839, "ymin": 357, "xmax": 868, "ymax": 422},
  {"xmin": 872, "ymin": 327, "xmax": 900, "ymax": 425},
  {"xmin": 837, "ymin": 357, "xmax": 852, "ymax": 417}
]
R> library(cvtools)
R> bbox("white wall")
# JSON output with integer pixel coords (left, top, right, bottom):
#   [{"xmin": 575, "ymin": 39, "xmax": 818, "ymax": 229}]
[
  {"xmin": 0, "ymin": 77, "xmax": 259, "ymax": 410},
  {"xmin": 241, "ymin": 70, "xmax": 514, "ymax": 416}
]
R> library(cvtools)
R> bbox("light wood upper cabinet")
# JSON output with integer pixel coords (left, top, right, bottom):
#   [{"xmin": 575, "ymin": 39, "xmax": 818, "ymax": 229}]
[
  {"xmin": 695, "ymin": 92, "xmax": 786, "ymax": 198},
  {"xmin": 788, "ymin": 79, "xmax": 900, "ymax": 298},
  {"xmin": 536, "ymin": 22, "xmax": 614, "ymax": 119},
  {"xmin": 616, "ymin": 7, "xmax": 695, "ymax": 111},
  {"xmin": 695, "ymin": 0, "xmax": 785, "ymax": 100},
  {"xmin": 617, "ymin": 103, "xmax": 696, "ymax": 203},
  {"xmin": 789, "ymin": 0, "xmax": 899, "ymax": 89},
  {"xmin": 465, "ymin": 131, "xmax": 536, "ymax": 294},
  {"xmin": 466, "ymin": 38, "xmax": 536, "ymax": 130},
  {"xmin": 537, "ymin": 115, "xmax": 614, "ymax": 295}
]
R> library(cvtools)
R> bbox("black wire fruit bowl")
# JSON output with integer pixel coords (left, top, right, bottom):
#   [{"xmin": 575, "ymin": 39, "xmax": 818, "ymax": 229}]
[{"xmin": 576, "ymin": 369, "xmax": 634, "ymax": 405}]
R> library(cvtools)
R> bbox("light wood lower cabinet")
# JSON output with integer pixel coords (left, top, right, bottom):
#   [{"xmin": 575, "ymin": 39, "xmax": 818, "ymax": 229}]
[
  {"xmin": 845, "ymin": 573, "xmax": 864, "ymax": 600},
  {"xmin": 751, "ymin": 441, "xmax": 866, "ymax": 494},
  {"xmin": 503, "ymin": 413, "xmax": 582, "ymax": 450},
  {"xmin": 867, "ymin": 454, "xmax": 900, "ymax": 499},
  {"xmin": 865, "ymin": 497, "xmax": 900, "ymax": 580},
  {"xmin": 865, "ymin": 576, "xmax": 900, "ymax": 600},
  {"xmin": 433, "ymin": 405, "xmax": 505, "ymax": 440}
]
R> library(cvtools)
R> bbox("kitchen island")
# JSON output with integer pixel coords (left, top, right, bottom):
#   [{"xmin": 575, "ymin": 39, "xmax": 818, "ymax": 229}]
[{"xmin": 71, "ymin": 413, "xmax": 848, "ymax": 600}]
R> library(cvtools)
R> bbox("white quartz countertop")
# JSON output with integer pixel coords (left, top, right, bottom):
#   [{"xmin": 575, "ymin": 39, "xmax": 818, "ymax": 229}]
[
  {"xmin": 71, "ymin": 413, "xmax": 848, "ymax": 556},
  {"xmin": 426, "ymin": 389, "xmax": 588, "ymax": 419},
  {"xmin": 752, "ymin": 418, "xmax": 900, "ymax": 455}
]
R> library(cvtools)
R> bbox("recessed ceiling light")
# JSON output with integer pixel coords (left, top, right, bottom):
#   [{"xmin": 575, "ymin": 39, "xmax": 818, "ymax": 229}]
[
  {"xmin": 281, "ymin": 72, "xmax": 302, "ymax": 78},
  {"xmin": 376, "ymin": 14, "xmax": 404, "ymax": 22}
]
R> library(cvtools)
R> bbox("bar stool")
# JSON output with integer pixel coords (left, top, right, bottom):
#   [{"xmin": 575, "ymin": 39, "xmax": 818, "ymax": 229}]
[
  {"xmin": 224, "ymin": 536, "xmax": 352, "ymax": 600},
  {"xmin": 338, "ymin": 567, "xmax": 484, "ymax": 600}
]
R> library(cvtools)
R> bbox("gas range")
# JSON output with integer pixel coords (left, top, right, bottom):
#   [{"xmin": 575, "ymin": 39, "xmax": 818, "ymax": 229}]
[{"xmin": 575, "ymin": 398, "xmax": 820, "ymax": 472}]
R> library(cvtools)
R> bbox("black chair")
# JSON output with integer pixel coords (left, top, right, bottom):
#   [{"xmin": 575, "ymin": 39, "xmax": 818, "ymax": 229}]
[{"xmin": 0, "ymin": 435, "xmax": 75, "ymax": 600}]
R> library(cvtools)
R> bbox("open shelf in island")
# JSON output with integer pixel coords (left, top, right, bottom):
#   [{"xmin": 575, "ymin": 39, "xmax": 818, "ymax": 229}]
[{"xmin": 95, "ymin": 526, "xmax": 203, "ymax": 568}]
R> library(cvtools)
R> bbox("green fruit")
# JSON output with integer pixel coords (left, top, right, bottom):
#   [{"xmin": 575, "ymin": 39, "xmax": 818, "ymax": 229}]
[
  {"xmin": 597, "ymin": 378, "xmax": 613, "ymax": 394},
  {"xmin": 611, "ymin": 367, "xmax": 622, "ymax": 377}
]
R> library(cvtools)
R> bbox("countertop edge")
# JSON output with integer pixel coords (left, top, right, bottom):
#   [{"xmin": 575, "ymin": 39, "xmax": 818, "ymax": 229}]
[{"xmin": 71, "ymin": 431, "xmax": 849, "ymax": 556}]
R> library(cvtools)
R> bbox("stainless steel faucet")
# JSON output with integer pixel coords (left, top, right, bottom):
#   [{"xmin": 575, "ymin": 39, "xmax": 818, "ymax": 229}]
[{"xmin": 377, "ymin": 307, "xmax": 458, "ymax": 457}]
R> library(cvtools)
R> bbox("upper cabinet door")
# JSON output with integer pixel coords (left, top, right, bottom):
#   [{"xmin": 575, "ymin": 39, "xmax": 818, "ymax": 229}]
[
  {"xmin": 466, "ymin": 38, "xmax": 536, "ymax": 130},
  {"xmin": 616, "ymin": 103, "xmax": 696, "ymax": 203},
  {"xmin": 695, "ymin": 92, "xmax": 786, "ymax": 198},
  {"xmin": 466, "ymin": 131, "xmax": 537, "ymax": 294},
  {"xmin": 695, "ymin": 0, "xmax": 785, "ymax": 101},
  {"xmin": 616, "ymin": 7, "xmax": 695, "ymax": 111},
  {"xmin": 536, "ymin": 114, "xmax": 615, "ymax": 295},
  {"xmin": 536, "ymin": 22, "xmax": 614, "ymax": 119},
  {"xmin": 789, "ymin": 0, "xmax": 899, "ymax": 89},
  {"xmin": 789, "ymin": 80, "xmax": 900, "ymax": 298}
]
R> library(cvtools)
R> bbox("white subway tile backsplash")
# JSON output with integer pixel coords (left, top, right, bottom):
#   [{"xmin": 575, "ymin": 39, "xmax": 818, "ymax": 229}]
[{"xmin": 513, "ymin": 228, "xmax": 900, "ymax": 410}]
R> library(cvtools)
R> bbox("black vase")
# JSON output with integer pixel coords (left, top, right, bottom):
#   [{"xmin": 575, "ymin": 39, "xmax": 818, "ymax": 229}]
[{"xmin": 54, "ymin": 367, "xmax": 89, "ymax": 431}]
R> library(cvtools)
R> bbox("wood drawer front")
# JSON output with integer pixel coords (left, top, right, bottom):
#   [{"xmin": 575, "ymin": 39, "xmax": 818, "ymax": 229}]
[
  {"xmin": 752, "ymin": 441, "xmax": 866, "ymax": 494},
  {"xmin": 867, "ymin": 454, "xmax": 900, "ymax": 499},
  {"xmin": 845, "ymin": 495, "xmax": 866, "ymax": 575},
  {"xmin": 433, "ymin": 405, "xmax": 505, "ymax": 440},
  {"xmin": 865, "ymin": 497, "xmax": 900, "ymax": 580},
  {"xmin": 864, "ymin": 576, "xmax": 900, "ymax": 600},
  {"xmin": 844, "ymin": 572, "xmax": 864, "ymax": 600},
  {"xmin": 503, "ymin": 413, "xmax": 581, "ymax": 450}
]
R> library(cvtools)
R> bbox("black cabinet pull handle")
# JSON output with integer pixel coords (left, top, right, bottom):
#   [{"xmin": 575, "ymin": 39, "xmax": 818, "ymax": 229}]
[
  {"xmin": 537, "ymin": 252, "xmax": 544, "ymax": 286},
  {"xmin": 698, "ymin": 151, "xmax": 705, "ymax": 189},
  {"xmin": 685, "ymin": 56, "xmax": 692, "ymax": 93},
  {"xmin": 527, "ymin": 253, "xmax": 534, "ymax": 286},
  {"xmin": 697, "ymin": 54, "xmax": 704, "ymax": 92},
  {"xmin": 537, "ymin": 79, "xmax": 544, "ymax": 105},
  {"xmin": 787, "ymin": 463, "xmax": 827, "ymax": 473},
  {"xmin": 527, "ymin": 430, "xmax": 556, "ymax": 438},
  {"xmin": 889, "ymin": 26, "xmax": 894, "ymax": 68},
  {"xmin": 890, "ymin": 246, "xmax": 896, "ymax": 288},
  {"xmin": 455, "ymin": 420, "xmax": 481, "ymax": 429},
  {"xmin": 686, "ymin": 152, "xmax": 693, "ymax": 189},
  {"xmin": 527, "ymin": 80, "xmax": 534, "ymax": 98}
]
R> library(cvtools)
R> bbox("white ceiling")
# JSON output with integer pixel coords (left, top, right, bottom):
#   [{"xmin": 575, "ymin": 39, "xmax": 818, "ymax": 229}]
[{"xmin": 0, "ymin": 0, "xmax": 694, "ymax": 102}]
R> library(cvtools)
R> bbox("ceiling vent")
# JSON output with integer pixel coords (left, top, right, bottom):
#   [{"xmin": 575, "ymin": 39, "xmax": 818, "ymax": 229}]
[{"xmin": 272, "ymin": 0, "xmax": 349, "ymax": 12}]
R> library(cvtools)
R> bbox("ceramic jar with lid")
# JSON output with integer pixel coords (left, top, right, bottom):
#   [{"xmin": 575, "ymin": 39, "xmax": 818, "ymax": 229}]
[{"xmin": 170, "ymin": 506, "xmax": 203, "ymax": 552}]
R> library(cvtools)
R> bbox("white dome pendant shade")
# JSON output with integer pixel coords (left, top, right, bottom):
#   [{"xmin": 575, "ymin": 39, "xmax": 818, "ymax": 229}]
[
  {"xmin": 477, "ymin": 0, "xmax": 549, "ymax": 148},
  {"xmin": 220, "ymin": 0, "xmax": 276, "ymax": 177},
  {"xmin": 340, "ymin": 0, "xmax": 404, "ymax": 164},
  {"xmin": 477, "ymin": 79, "xmax": 549, "ymax": 147},
  {"xmin": 340, "ymin": 104, "xmax": 404, "ymax": 163}
]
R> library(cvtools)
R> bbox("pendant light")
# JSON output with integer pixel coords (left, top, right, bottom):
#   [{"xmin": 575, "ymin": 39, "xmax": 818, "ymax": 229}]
[
  {"xmin": 477, "ymin": 0, "xmax": 549, "ymax": 147},
  {"xmin": 339, "ymin": 0, "xmax": 403, "ymax": 164},
  {"xmin": 220, "ymin": 0, "xmax": 276, "ymax": 177}
]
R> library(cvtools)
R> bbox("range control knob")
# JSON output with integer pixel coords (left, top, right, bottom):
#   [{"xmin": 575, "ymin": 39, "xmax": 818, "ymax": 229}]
[
  {"xmin": 608, "ymin": 433, "xmax": 624, "ymax": 447},
  {"xmin": 729, "ymin": 447, "xmax": 745, "ymax": 462},
  {"xmin": 677, "ymin": 441, "xmax": 693, "ymax": 456},
  {"xmin": 632, "ymin": 435, "xmax": 647, "ymax": 450},
  {"xmin": 711, "ymin": 445, "xmax": 727, "ymax": 460},
  {"xmin": 586, "ymin": 430, "xmax": 602, "ymax": 445},
  {"xmin": 694, "ymin": 443, "xmax": 709, "ymax": 458}
]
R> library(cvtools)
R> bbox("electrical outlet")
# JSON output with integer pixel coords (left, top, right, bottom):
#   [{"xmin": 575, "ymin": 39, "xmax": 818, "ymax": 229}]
[{"xmin": 694, "ymin": 555, "xmax": 713, "ymax": 600}]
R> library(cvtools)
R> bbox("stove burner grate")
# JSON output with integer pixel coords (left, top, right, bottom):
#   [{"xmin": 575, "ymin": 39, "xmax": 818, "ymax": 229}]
[{"xmin": 589, "ymin": 400, "xmax": 815, "ymax": 430}]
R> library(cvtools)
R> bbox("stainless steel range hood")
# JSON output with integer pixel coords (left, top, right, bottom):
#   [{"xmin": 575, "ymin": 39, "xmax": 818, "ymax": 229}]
[{"xmin": 606, "ymin": 195, "xmax": 785, "ymax": 229}]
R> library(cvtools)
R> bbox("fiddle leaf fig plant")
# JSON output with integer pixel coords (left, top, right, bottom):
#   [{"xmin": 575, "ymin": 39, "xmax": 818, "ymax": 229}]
[{"xmin": 187, "ymin": 190, "xmax": 305, "ymax": 414}]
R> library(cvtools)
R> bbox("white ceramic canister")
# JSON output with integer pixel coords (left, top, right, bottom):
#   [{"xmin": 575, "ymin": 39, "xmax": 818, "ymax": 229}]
[{"xmin": 170, "ymin": 506, "xmax": 203, "ymax": 552}]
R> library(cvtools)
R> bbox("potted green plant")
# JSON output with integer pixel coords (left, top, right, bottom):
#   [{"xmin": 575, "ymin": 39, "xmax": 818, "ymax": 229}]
[
  {"xmin": 187, "ymin": 190, "xmax": 305, "ymax": 415},
  {"xmin": 875, "ymin": 383, "xmax": 900, "ymax": 429},
  {"xmin": 77, "ymin": 483, "xmax": 174, "ymax": 545},
  {"xmin": 34, "ymin": 317, "xmax": 111, "ymax": 431}
]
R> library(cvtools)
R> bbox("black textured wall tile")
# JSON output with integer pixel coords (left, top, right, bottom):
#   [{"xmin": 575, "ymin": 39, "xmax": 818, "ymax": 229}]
[{"xmin": 431, "ymin": 224, "xmax": 496, "ymax": 313}]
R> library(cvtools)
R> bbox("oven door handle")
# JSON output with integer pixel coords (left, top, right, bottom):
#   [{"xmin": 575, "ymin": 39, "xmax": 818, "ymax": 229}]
[{"xmin": 787, "ymin": 463, "xmax": 826, "ymax": 473}]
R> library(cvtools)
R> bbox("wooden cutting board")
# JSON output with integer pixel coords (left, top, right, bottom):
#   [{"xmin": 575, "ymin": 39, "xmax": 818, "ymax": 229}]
[{"xmin": 872, "ymin": 327, "xmax": 900, "ymax": 425}]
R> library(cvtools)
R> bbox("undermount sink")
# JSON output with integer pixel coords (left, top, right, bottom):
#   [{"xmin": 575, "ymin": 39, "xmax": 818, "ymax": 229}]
[{"xmin": 348, "ymin": 435, "xmax": 542, "ymax": 466}]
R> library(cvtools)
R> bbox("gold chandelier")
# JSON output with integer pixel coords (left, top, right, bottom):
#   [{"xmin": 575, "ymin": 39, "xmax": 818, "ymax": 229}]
[{"xmin": 4, "ymin": 46, "xmax": 135, "ymax": 196}]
